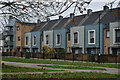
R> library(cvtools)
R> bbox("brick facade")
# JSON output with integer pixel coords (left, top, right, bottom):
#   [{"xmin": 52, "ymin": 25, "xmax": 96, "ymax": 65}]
[
  {"xmin": 15, "ymin": 22, "xmax": 36, "ymax": 52},
  {"xmin": 104, "ymin": 29, "xmax": 110, "ymax": 54}
]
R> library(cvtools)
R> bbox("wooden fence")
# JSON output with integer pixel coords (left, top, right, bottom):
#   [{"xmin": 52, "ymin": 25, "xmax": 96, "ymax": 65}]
[{"xmin": 2, "ymin": 52, "xmax": 120, "ymax": 63}]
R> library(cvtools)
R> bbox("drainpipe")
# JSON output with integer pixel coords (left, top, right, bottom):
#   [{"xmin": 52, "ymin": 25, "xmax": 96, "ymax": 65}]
[{"xmin": 99, "ymin": 14, "xmax": 101, "ymax": 54}]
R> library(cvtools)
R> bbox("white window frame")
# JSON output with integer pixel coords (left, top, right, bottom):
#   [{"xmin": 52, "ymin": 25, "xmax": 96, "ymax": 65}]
[
  {"xmin": 113, "ymin": 28, "xmax": 120, "ymax": 44},
  {"xmin": 17, "ymin": 26, "xmax": 20, "ymax": 31},
  {"xmin": 25, "ymin": 36, "xmax": 29, "ymax": 46},
  {"xmin": 45, "ymin": 34, "xmax": 49, "ymax": 45},
  {"xmin": 56, "ymin": 33, "xmax": 61, "ymax": 46},
  {"xmin": 106, "ymin": 30, "xmax": 110, "ymax": 38},
  {"xmin": 88, "ymin": 30, "xmax": 96, "ymax": 45},
  {"xmin": 18, "ymin": 36, "xmax": 20, "ymax": 41},
  {"xmin": 73, "ymin": 31, "xmax": 79, "ymax": 44},
  {"xmin": 33, "ymin": 35, "xmax": 37, "ymax": 46}
]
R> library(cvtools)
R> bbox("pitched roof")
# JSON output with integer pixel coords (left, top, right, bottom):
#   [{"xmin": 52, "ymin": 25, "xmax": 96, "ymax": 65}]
[{"xmin": 31, "ymin": 7, "xmax": 120, "ymax": 32}]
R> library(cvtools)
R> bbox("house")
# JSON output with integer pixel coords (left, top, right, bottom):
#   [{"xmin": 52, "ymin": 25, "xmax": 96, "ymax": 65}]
[
  {"xmin": 24, "ymin": 32, "xmax": 32, "ymax": 52},
  {"xmin": 110, "ymin": 21, "xmax": 120, "ymax": 55},
  {"xmin": 104, "ymin": 27, "xmax": 110, "ymax": 54},
  {"xmin": 70, "ymin": 26, "xmax": 85, "ymax": 54},
  {"xmin": 53, "ymin": 29, "xmax": 68, "ymax": 53},
  {"xmin": 3, "ymin": 7, "xmax": 120, "ymax": 55},
  {"xmin": 2, "ymin": 16, "xmax": 16, "ymax": 52},
  {"xmin": 0, "ymin": 33, "xmax": 4, "ymax": 53},
  {"xmin": 31, "ymin": 31, "xmax": 42, "ymax": 53},
  {"xmin": 15, "ymin": 21, "xmax": 36, "ymax": 52},
  {"xmin": 43, "ymin": 30, "xmax": 54, "ymax": 48},
  {"xmin": 85, "ymin": 24, "xmax": 105, "ymax": 54}
]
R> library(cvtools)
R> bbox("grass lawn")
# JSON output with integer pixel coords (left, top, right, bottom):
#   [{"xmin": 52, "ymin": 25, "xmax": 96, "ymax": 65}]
[
  {"xmin": 38, "ymin": 65, "xmax": 106, "ymax": 70},
  {"xmin": 2, "ymin": 65, "xmax": 61, "ymax": 73},
  {"xmin": 2, "ymin": 72, "xmax": 120, "ymax": 79},
  {"xmin": 2, "ymin": 57, "xmax": 119, "ymax": 68}
]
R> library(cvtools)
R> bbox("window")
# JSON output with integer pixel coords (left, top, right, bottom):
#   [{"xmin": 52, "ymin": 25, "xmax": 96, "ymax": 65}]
[
  {"xmin": 56, "ymin": 34, "xmax": 61, "ymax": 45},
  {"xmin": 115, "ymin": 29, "xmax": 120, "ymax": 43},
  {"xmin": 73, "ymin": 32, "xmax": 79, "ymax": 44},
  {"xmin": 18, "ymin": 36, "xmax": 20, "ymax": 41},
  {"xmin": 106, "ymin": 30, "xmax": 110, "ymax": 38},
  {"xmin": 17, "ymin": 26, "xmax": 20, "ymax": 31},
  {"xmin": 25, "ymin": 36, "xmax": 28, "ymax": 45},
  {"xmin": 33, "ymin": 36, "xmax": 37, "ymax": 46},
  {"xmin": 88, "ymin": 30, "xmax": 95, "ymax": 44},
  {"xmin": 68, "ymin": 33, "xmax": 70, "ymax": 40},
  {"xmin": 46, "ymin": 35, "xmax": 49, "ymax": 45}
]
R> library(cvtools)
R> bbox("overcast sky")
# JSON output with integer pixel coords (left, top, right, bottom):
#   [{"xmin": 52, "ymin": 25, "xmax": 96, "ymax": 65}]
[
  {"xmin": 0, "ymin": 0, "xmax": 119, "ymax": 32},
  {"xmin": 50, "ymin": 0, "xmax": 119, "ymax": 19}
]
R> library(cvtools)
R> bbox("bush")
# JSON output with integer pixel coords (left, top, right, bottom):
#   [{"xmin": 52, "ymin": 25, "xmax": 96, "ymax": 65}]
[{"xmin": 43, "ymin": 46, "xmax": 56, "ymax": 54}]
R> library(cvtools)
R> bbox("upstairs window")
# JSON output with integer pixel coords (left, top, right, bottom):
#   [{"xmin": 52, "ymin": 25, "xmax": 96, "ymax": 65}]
[
  {"xmin": 46, "ymin": 35, "xmax": 49, "ymax": 45},
  {"xmin": 56, "ymin": 34, "xmax": 61, "ymax": 45},
  {"xmin": 68, "ymin": 33, "xmax": 70, "ymax": 40},
  {"xmin": 18, "ymin": 36, "xmax": 20, "ymax": 41},
  {"xmin": 106, "ymin": 30, "xmax": 110, "ymax": 38},
  {"xmin": 17, "ymin": 26, "xmax": 20, "ymax": 31},
  {"xmin": 88, "ymin": 30, "xmax": 95, "ymax": 44},
  {"xmin": 73, "ymin": 32, "xmax": 79, "ymax": 44},
  {"xmin": 25, "ymin": 36, "xmax": 28, "ymax": 45},
  {"xmin": 33, "ymin": 36, "xmax": 37, "ymax": 46},
  {"xmin": 115, "ymin": 29, "xmax": 120, "ymax": 43}
]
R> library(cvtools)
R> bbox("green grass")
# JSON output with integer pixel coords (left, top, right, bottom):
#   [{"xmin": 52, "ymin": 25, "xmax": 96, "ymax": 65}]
[
  {"xmin": 2, "ymin": 57, "xmax": 119, "ymax": 68},
  {"xmin": 2, "ymin": 65, "xmax": 60, "ymax": 73},
  {"xmin": 2, "ymin": 72, "xmax": 120, "ymax": 79},
  {"xmin": 38, "ymin": 65, "xmax": 106, "ymax": 70}
]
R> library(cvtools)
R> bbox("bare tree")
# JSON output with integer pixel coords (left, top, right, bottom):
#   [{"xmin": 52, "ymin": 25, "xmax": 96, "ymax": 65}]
[{"xmin": 0, "ymin": 0, "xmax": 92, "ymax": 30}]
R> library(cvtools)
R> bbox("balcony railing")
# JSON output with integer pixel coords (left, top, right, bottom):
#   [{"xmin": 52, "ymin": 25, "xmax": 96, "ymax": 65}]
[{"xmin": 4, "ymin": 41, "xmax": 13, "ymax": 46}]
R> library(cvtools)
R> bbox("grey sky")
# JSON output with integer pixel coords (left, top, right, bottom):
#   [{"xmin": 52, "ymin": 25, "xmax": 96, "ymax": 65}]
[
  {"xmin": 0, "ymin": 0, "xmax": 119, "ymax": 32},
  {"xmin": 50, "ymin": 0, "xmax": 119, "ymax": 19}
]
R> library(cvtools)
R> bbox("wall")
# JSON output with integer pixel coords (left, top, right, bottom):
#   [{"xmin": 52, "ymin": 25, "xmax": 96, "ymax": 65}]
[
  {"xmin": 24, "ymin": 32, "xmax": 32, "ymax": 52},
  {"xmin": 53, "ymin": 29, "xmax": 67, "ymax": 52},
  {"xmin": 85, "ymin": 24, "xmax": 105, "ymax": 54},
  {"xmin": 8, "ymin": 17, "xmax": 17, "ymax": 49},
  {"xmin": 67, "ymin": 32, "xmax": 70, "ymax": 53},
  {"xmin": 70, "ymin": 26, "xmax": 85, "ymax": 53},
  {"xmin": 43, "ymin": 30, "xmax": 53, "ymax": 48},
  {"xmin": 104, "ymin": 29, "xmax": 110, "ymax": 54},
  {"xmin": 15, "ymin": 22, "xmax": 35, "ymax": 51},
  {"xmin": 31, "ymin": 31, "xmax": 41, "ymax": 52},
  {"xmin": 110, "ymin": 21, "xmax": 120, "ymax": 47},
  {"xmin": 110, "ymin": 21, "xmax": 120, "ymax": 54}
]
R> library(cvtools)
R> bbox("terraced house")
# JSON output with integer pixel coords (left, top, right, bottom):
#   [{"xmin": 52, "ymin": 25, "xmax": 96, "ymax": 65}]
[
  {"xmin": 70, "ymin": 26, "xmax": 85, "ymax": 54},
  {"xmin": 4, "ymin": 7, "xmax": 120, "ymax": 55},
  {"xmin": 110, "ymin": 21, "xmax": 120, "ymax": 55},
  {"xmin": 23, "ymin": 7, "xmax": 119, "ymax": 55},
  {"xmin": 15, "ymin": 21, "xmax": 36, "ymax": 52}
]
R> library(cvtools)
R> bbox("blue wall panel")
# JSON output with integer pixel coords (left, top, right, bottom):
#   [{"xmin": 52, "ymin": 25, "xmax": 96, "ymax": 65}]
[
  {"xmin": 31, "ymin": 31, "xmax": 41, "ymax": 52},
  {"xmin": 53, "ymin": 29, "xmax": 67, "ymax": 52}
]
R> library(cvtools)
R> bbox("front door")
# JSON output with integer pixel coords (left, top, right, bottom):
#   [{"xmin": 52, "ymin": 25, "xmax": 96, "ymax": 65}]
[{"xmin": 113, "ymin": 48, "xmax": 117, "ymax": 56}]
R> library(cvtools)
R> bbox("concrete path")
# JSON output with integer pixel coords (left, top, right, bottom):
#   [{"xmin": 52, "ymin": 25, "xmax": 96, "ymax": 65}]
[{"xmin": 2, "ymin": 61, "xmax": 120, "ymax": 75}]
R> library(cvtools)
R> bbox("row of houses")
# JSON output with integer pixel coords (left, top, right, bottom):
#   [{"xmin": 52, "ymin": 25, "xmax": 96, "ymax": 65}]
[{"xmin": 1, "ymin": 6, "xmax": 120, "ymax": 55}]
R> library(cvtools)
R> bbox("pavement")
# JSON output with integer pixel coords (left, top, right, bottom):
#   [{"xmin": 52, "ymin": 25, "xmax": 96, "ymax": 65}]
[{"xmin": 1, "ymin": 61, "xmax": 120, "ymax": 75}]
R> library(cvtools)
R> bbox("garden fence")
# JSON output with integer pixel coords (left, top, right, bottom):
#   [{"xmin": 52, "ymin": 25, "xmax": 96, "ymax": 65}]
[{"xmin": 2, "ymin": 52, "xmax": 120, "ymax": 63}]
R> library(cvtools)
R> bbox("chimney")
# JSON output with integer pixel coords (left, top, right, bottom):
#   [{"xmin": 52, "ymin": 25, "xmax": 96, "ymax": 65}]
[
  {"xmin": 47, "ymin": 18, "xmax": 50, "ymax": 22},
  {"xmin": 59, "ymin": 16, "xmax": 63, "ymax": 20},
  {"xmin": 70, "ymin": 13, "xmax": 74, "ymax": 19},
  {"xmin": 87, "ymin": 9, "xmax": 92, "ymax": 15},
  {"xmin": 9, "ymin": 15, "xmax": 13, "ymax": 19},
  {"xmin": 37, "ymin": 19, "xmax": 41, "ymax": 24},
  {"xmin": 103, "ymin": 5, "xmax": 109, "ymax": 13}
]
